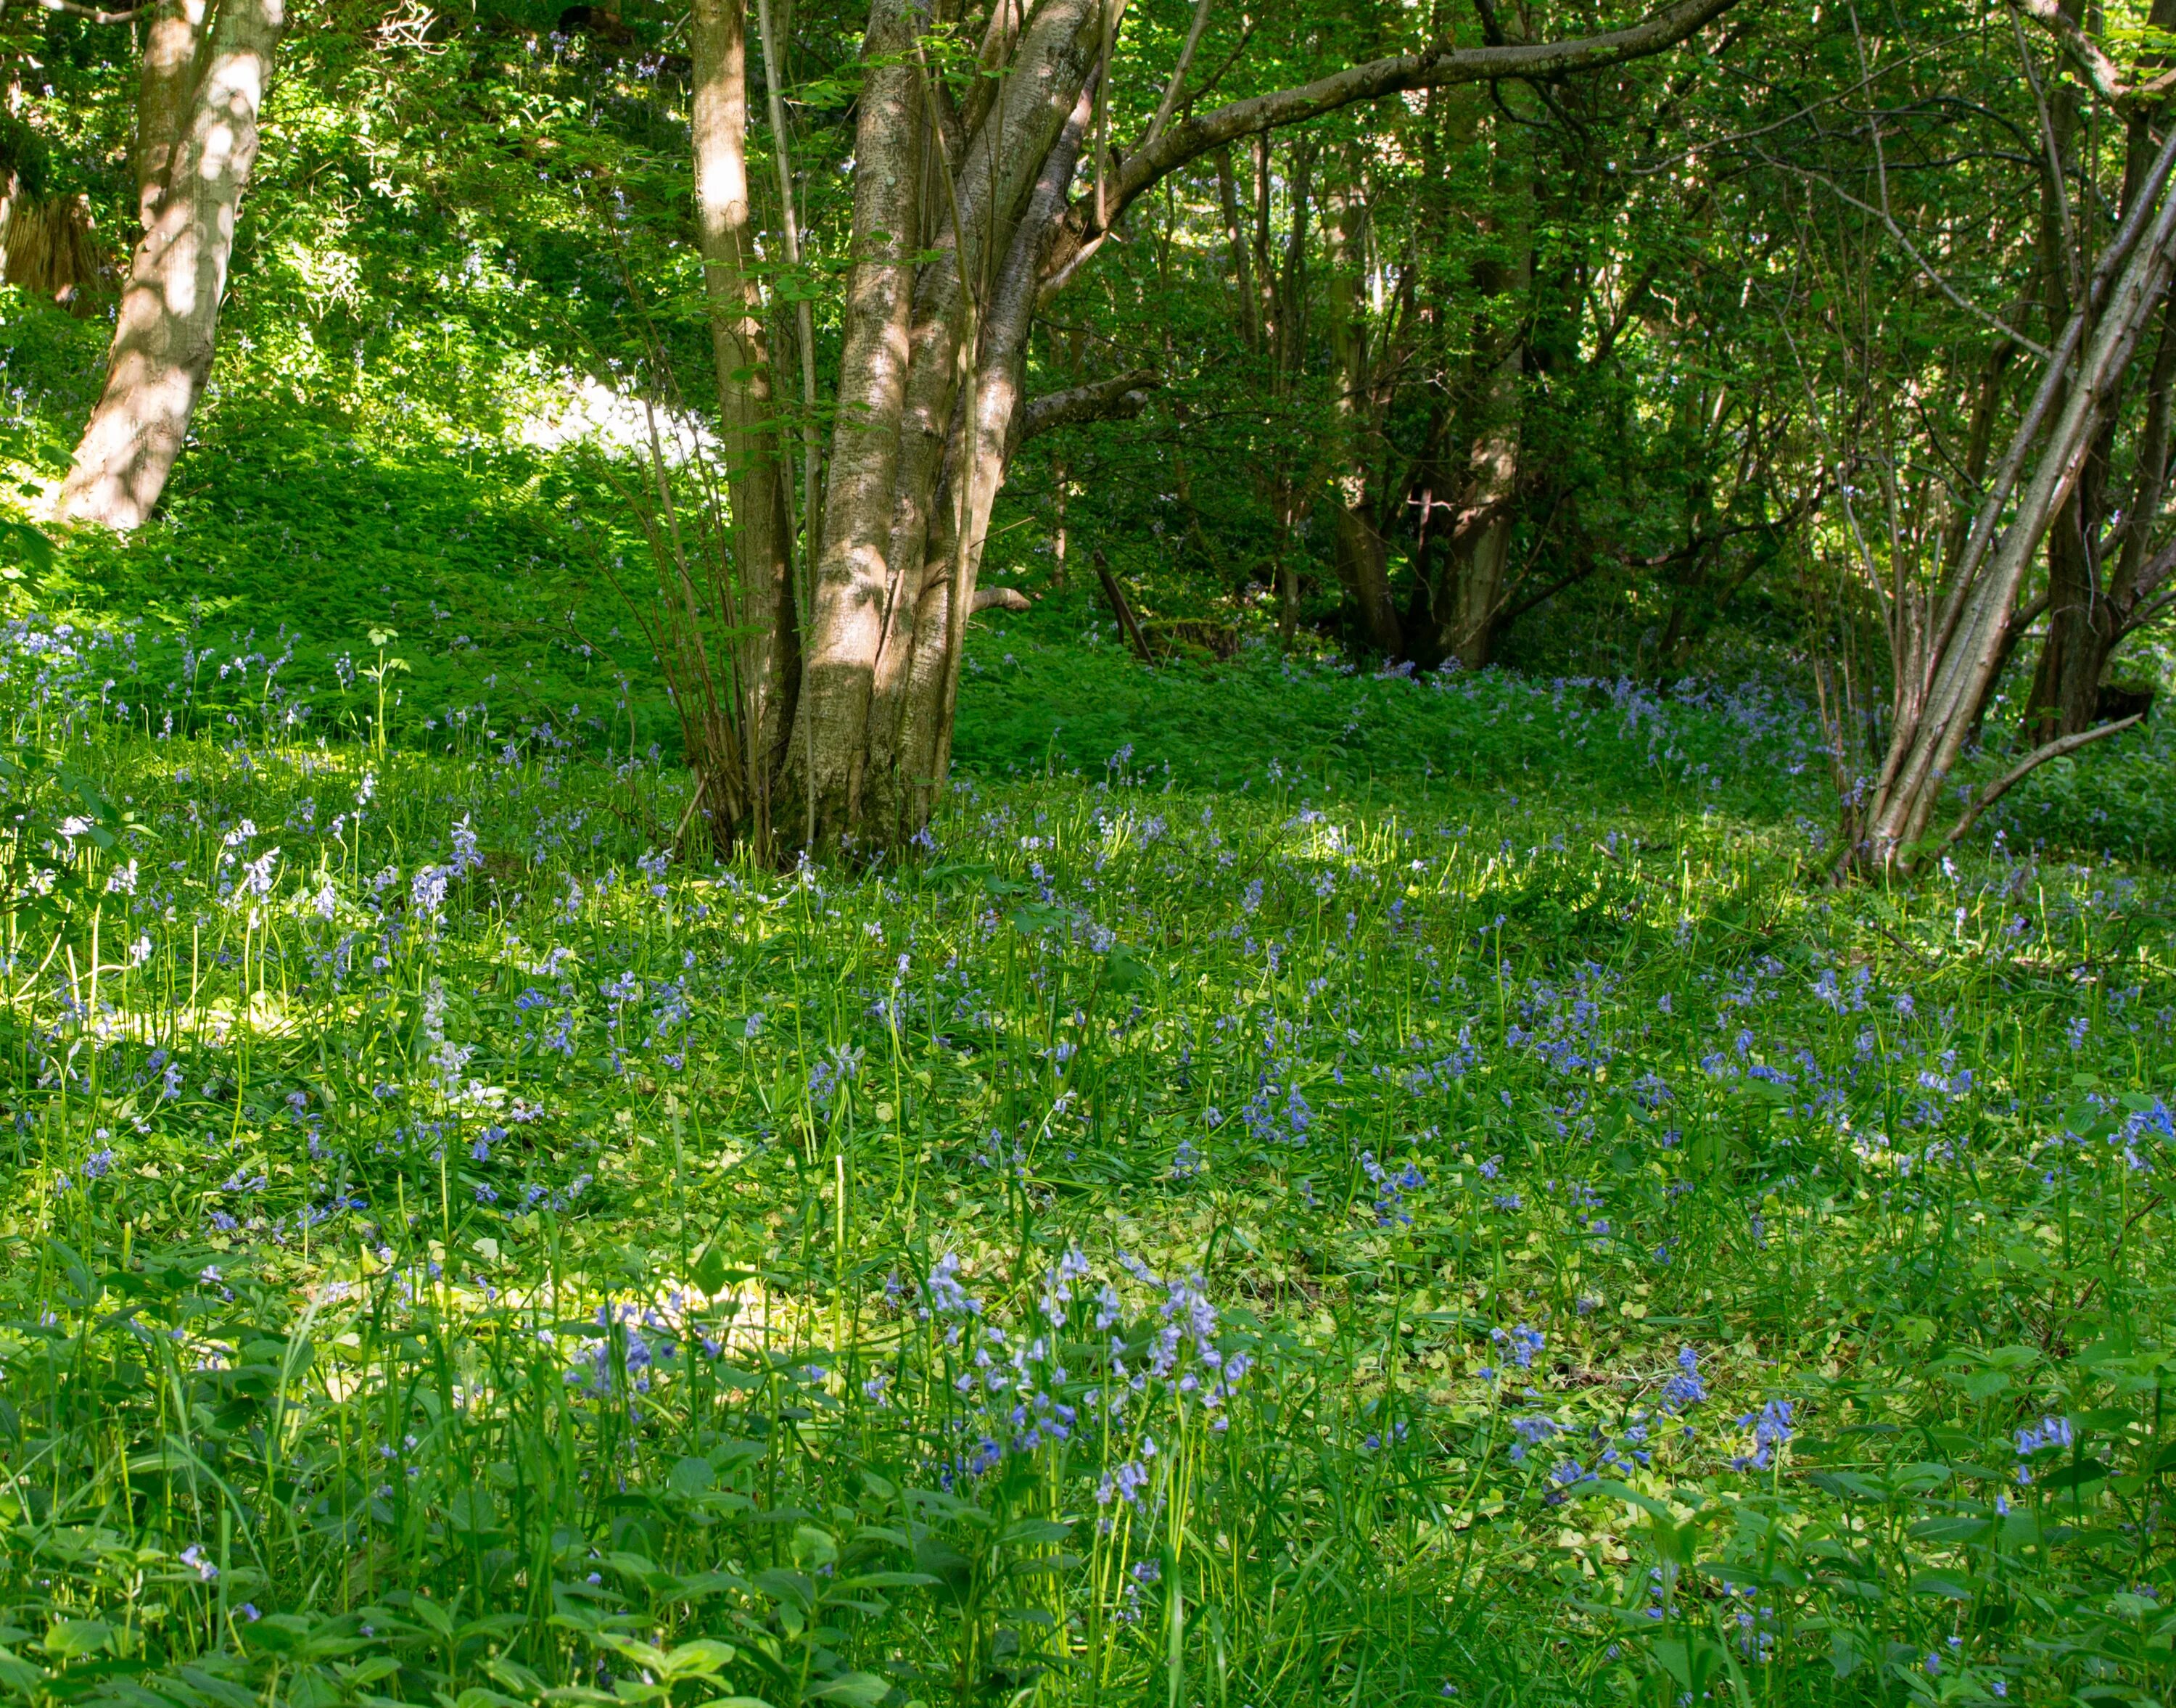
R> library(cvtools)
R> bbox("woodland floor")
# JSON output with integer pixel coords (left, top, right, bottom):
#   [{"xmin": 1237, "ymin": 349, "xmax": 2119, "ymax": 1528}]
[{"xmin": 0, "ymin": 598, "xmax": 2171, "ymax": 1706}]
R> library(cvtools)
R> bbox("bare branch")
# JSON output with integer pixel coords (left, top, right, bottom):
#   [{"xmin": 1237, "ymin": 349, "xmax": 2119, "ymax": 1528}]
[
  {"xmin": 1938, "ymin": 714, "xmax": 2144, "ymax": 854},
  {"xmin": 33, "ymin": 0, "xmax": 151, "ymax": 22},
  {"xmin": 1076, "ymin": 0, "xmax": 1740, "ymax": 249},
  {"xmin": 1019, "ymin": 368, "xmax": 1161, "ymax": 443}
]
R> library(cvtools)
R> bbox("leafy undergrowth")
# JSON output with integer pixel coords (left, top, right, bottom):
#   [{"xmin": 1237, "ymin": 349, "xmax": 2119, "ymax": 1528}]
[{"xmin": 0, "ymin": 627, "xmax": 2171, "ymax": 1708}]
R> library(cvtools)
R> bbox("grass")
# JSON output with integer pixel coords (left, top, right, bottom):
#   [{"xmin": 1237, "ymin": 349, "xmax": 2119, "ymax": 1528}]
[{"xmin": 0, "ymin": 616, "xmax": 2169, "ymax": 1708}]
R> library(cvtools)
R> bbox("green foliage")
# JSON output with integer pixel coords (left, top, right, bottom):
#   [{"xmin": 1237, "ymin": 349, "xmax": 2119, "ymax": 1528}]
[
  {"xmin": 0, "ymin": 1, "xmax": 2172, "ymax": 1694},
  {"xmin": 0, "ymin": 624, "xmax": 2166, "ymax": 1705}
]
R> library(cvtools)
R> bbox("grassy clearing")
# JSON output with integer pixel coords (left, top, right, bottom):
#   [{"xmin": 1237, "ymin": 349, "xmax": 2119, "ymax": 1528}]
[{"xmin": 0, "ymin": 624, "xmax": 2171, "ymax": 1708}]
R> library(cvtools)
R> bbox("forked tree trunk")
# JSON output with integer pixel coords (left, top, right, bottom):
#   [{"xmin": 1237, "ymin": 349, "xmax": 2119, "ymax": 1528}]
[
  {"xmin": 753, "ymin": 0, "xmax": 1739, "ymax": 857},
  {"xmin": 1855, "ymin": 131, "xmax": 2176, "ymax": 872},
  {"xmin": 57, "ymin": 0, "xmax": 284, "ymax": 530},
  {"xmin": 778, "ymin": 0, "xmax": 1103, "ymax": 851}
]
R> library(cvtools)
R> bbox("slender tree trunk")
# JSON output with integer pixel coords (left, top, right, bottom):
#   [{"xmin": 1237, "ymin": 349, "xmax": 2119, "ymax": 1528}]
[
  {"xmin": 689, "ymin": 0, "xmax": 797, "ymax": 848},
  {"xmin": 1324, "ymin": 169, "xmax": 1402, "ymax": 655},
  {"xmin": 57, "ymin": 0, "xmax": 284, "ymax": 530},
  {"xmin": 2011, "ymin": 3, "xmax": 2176, "ymax": 746},
  {"xmin": 1213, "ymin": 144, "xmax": 1258, "ymax": 350},
  {"xmin": 1857, "ymin": 136, "xmax": 2176, "ymax": 870},
  {"xmin": 1050, "ymin": 452, "xmax": 1071, "ymax": 590},
  {"xmin": 2019, "ymin": 215, "xmax": 2176, "ymax": 740}
]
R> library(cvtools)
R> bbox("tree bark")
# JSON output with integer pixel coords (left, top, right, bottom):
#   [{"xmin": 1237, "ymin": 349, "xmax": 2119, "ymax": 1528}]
[
  {"xmin": 1324, "ymin": 169, "xmax": 1402, "ymax": 656},
  {"xmin": 1855, "ymin": 129, "xmax": 2176, "ymax": 871},
  {"xmin": 135, "ymin": 0, "xmax": 209, "ymax": 229},
  {"xmin": 1435, "ymin": 340, "xmax": 1522, "ymax": 667},
  {"xmin": 754, "ymin": 0, "xmax": 1739, "ymax": 858},
  {"xmin": 774, "ymin": 0, "xmax": 927, "ymax": 850},
  {"xmin": 56, "ymin": 0, "xmax": 284, "ymax": 531},
  {"xmin": 688, "ymin": 0, "xmax": 798, "ymax": 848},
  {"xmin": 780, "ymin": 0, "xmax": 1102, "ymax": 851},
  {"xmin": 2009, "ymin": 0, "xmax": 2176, "ymax": 746}
]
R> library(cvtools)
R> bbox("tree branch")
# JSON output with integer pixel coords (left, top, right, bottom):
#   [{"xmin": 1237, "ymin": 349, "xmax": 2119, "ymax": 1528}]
[
  {"xmin": 33, "ymin": 0, "xmax": 151, "ymax": 21},
  {"xmin": 1937, "ymin": 714, "xmax": 2144, "ymax": 854},
  {"xmin": 2008, "ymin": 0, "xmax": 2176, "ymax": 107},
  {"xmin": 1070, "ymin": 0, "xmax": 1739, "ymax": 252},
  {"xmin": 1018, "ymin": 368, "xmax": 1160, "ymax": 444},
  {"xmin": 1139, "ymin": 0, "xmax": 1215, "ymax": 157}
]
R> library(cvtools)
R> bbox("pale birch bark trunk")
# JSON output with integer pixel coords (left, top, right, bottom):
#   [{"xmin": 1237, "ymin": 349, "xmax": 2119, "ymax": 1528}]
[{"xmin": 57, "ymin": 0, "xmax": 283, "ymax": 531}]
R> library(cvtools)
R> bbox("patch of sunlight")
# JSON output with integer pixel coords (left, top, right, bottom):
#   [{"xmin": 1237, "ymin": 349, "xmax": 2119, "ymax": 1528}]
[{"xmin": 514, "ymin": 375, "xmax": 714, "ymax": 461}]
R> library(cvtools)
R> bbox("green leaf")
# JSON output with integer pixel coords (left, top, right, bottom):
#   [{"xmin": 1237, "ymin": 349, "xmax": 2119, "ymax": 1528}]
[
  {"xmin": 692, "ymin": 1246, "xmax": 729, "ymax": 1295},
  {"xmin": 1104, "ymin": 948, "xmax": 1153, "ymax": 992},
  {"xmin": 1007, "ymin": 902, "xmax": 1068, "ymax": 935},
  {"xmin": 0, "ymin": 1645, "xmax": 44, "ymax": 1696},
  {"xmin": 42, "ymin": 1620, "xmax": 113, "ymax": 1662},
  {"xmin": 800, "ymin": 1675, "xmax": 889, "ymax": 1707},
  {"xmin": 669, "ymin": 1456, "xmax": 715, "ymax": 1496},
  {"xmin": 0, "ymin": 519, "xmax": 52, "ymax": 579}
]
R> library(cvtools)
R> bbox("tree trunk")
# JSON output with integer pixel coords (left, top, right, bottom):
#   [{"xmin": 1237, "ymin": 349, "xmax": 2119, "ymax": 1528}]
[
  {"xmin": 1050, "ymin": 452, "xmax": 1071, "ymax": 592},
  {"xmin": 1855, "ymin": 133, "xmax": 2176, "ymax": 871},
  {"xmin": 2018, "ymin": 239, "xmax": 2176, "ymax": 741},
  {"xmin": 2010, "ymin": 1, "xmax": 2176, "ymax": 746},
  {"xmin": 778, "ymin": 0, "xmax": 1101, "ymax": 852},
  {"xmin": 135, "ymin": 0, "xmax": 210, "ymax": 230},
  {"xmin": 56, "ymin": 0, "xmax": 284, "ymax": 531},
  {"xmin": 1434, "ymin": 340, "xmax": 1522, "ymax": 668},
  {"xmin": 1324, "ymin": 169, "xmax": 1402, "ymax": 656},
  {"xmin": 688, "ymin": 0, "xmax": 798, "ymax": 849},
  {"xmin": 749, "ymin": 0, "xmax": 1739, "ymax": 858},
  {"xmin": 0, "ymin": 191, "xmax": 102, "ymax": 305},
  {"xmin": 2017, "ymin": 490, "xmax": 2117, "ymax": 740}
]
